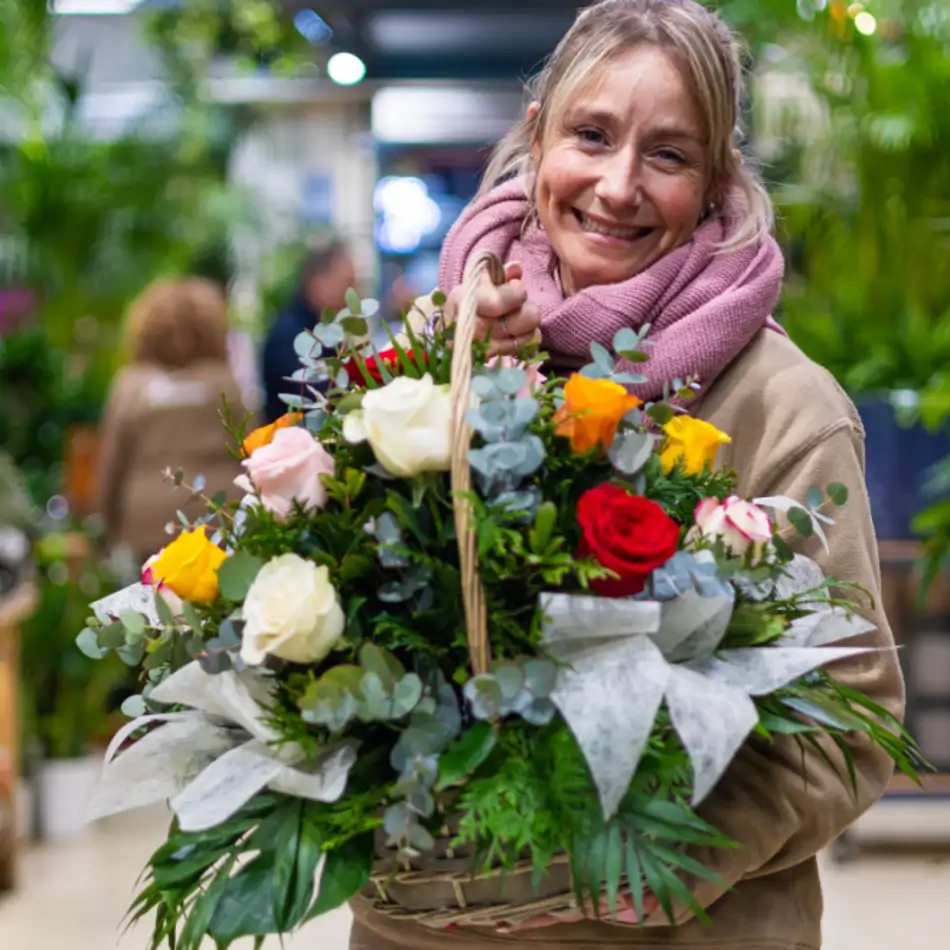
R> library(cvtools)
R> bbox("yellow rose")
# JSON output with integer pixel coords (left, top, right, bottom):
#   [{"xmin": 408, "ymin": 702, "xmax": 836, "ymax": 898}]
[
  {"xmin": 242, "ymin": 412, "xmax": 303, "ymax": 458},
  {"xmin": 147, "ymin": 527, "xmax": 227, "ymax": 604},
  {"xmin": 659, "ymin": 417, "xmax": 732, "ymax": 475},
  {"xmin": 555, "ymin": 374, "xmax": 643, "ymax": 455}
]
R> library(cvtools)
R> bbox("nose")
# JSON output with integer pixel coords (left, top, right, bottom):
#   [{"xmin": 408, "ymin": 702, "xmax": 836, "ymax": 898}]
[{"xmin": 593, "ymin": 149, "xmax": 643, "ymax": 211}]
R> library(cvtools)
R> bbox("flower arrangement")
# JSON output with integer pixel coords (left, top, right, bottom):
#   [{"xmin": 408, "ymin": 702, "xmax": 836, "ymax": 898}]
[{"xmin": 79, "ymin": 256, "xmax": 922, "ymax": 949}]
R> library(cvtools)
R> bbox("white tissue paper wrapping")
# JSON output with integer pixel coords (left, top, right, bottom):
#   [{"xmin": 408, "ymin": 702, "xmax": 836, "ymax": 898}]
[
  {"xmin": 87, "ymin": 661, "xmax": 358, "ymax": 832},
  {"xmin": 540, "ymin": 555, "xmax": 877, "ymax": 819}
]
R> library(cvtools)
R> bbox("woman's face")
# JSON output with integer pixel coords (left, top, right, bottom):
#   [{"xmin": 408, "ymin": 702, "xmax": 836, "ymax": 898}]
[{"xmin": 533, "ymin": 46, "xmax": 711, "ymax": 294}]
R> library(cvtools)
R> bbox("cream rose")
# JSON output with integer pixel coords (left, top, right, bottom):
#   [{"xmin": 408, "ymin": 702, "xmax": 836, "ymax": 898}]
[
  {"xmin": 342, "ymin": 374, "xmax": 452, "ymax": 477},
  {"xmin": 241, "ymin": 553, "xmax": 346, "ymax": 666},
  {"xmin": 235, "ymin": 426, "xmax": 334, "ymax": 522},
  {"xmin": 690, "ymin": 496, "xmax": 773, "ymax": 562}
]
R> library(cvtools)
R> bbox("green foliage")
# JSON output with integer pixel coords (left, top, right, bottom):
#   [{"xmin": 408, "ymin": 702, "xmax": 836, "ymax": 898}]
[{"xmin": 644, "ymin": 455, "xmax": 738, "ymax": 524}]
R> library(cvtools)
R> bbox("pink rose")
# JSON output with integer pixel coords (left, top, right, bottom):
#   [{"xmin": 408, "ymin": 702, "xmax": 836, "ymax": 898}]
[
  {"xmin": 142, "ymin": 551, "xmax": 185, "ymax": 616},
  {"xmin": 486, "ymin": 356, "xmax": 546, "ymax": 399},
  {"xmin": 235, "ymin": 426, "xmax": 334, "ymax": 521},
  {"xmin": 691, "ymin": 495, "xmax": 773, "ymax": 562}
]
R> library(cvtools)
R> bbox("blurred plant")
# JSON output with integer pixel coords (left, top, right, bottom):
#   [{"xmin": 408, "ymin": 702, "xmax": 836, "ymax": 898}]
[
  {"xmin": 19, "ymin": 529, "xmax": 126, "ymax": 760},
  {"xmin": 742, "ymin": 1, "xmax": 950, "ymax": 579},
  {"xmin": 752, "ymin": 1, "xmax": 950, "ymax": 393}
]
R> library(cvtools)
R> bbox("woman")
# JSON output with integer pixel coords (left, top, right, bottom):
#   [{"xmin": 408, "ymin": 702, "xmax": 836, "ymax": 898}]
[
  {"xmin": 351, "ymin": 1, "xmax": 902, "ymax": 949},
  {"xmin": 97, "ymin": 278, "xmax": 249, "ymax": 566}
]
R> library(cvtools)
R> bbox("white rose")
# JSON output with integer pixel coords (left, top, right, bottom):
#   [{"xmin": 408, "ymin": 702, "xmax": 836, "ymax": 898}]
[
  {"xmin": 241, "ymin": 553, "xmax": 345, "ymax": 666},
  {"xmin": 342, "ymin": 374, "xmax": 453, "ymax": 478}
]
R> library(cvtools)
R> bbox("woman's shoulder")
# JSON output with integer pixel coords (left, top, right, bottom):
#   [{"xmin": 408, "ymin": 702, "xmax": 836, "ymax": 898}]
[
  {"xmin": 701, "ymin": 329, "xmax": 863, "ymax": 490},
  {"xmin": 704, "ymin": 328, "xmax": 861, "ymax": 437}
]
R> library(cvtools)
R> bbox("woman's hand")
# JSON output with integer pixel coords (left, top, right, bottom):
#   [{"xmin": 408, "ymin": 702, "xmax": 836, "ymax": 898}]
[{"xmin": 442, "ymin": 261, "xmax": 542, "ymax": 357}]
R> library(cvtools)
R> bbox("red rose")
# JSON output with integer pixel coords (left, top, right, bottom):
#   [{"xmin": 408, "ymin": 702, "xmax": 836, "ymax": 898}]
[
  {"xmin": 577, "ymin": 483, "xmax": 680, "ymax": 598},
  {"xmin": 344, "ymin": 348, "xmax": 426, "ymax": 386}
]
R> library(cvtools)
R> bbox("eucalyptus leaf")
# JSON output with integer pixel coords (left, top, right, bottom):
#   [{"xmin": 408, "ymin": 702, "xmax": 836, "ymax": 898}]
[
  {"xmin": 613, "ymin": 328, "xmax": 640, "ymax": 353},
  {"xmin": 609, "ymin": 430, "xmax": 656, "ymax": 476},
  {"xmin": 217, "ymin": 553, "xmax": 264, "ymax": 602},
  {"xmin": 345, "ymin": 288, "xmax": 362, "ymax": 315},
  {"xmin": 76, "ymin": 627, "xmax": 107, "ymax": 659},
  {"xmin": 591, "ymin": 341, "xmax": 616, "ymax": 375},
  {"xmin": 496, "ymin": 367, "xmax": 527, "ymax": 395},
  {"xmin": 806, "ymin": 486, "xmax": 824, "ymax": 511},
  {"xmin": 827, "ymin": 482, "xmax": 849, "ymax": 506},
  {"xmin": 294, "ymin": 332, "xmax": 318, "ymax": 359},
  {"xmin": 121, "ymin": 694, "xmax": 147, "ymax": 718}
]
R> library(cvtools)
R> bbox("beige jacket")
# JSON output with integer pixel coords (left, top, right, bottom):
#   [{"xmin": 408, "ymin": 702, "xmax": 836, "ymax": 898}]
[
  {"xmin": 96, "ymin": 361, "xmax": 250, "ymax": 561},
  {"xmin": 351, "ymin": 328, "xmax": 904, "ymax": 950}
]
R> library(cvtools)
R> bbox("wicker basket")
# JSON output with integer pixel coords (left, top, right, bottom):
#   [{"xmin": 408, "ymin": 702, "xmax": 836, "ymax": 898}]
[{"xmin": 360, "ymin": 251, "xmax": 590, "ymax": 929}]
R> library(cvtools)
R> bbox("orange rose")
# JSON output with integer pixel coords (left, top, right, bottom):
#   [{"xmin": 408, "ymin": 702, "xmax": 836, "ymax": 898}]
[
  {"xmin": 242, "ymin": 412, "xmax": 303, "ymax": 457},
  {"xmin": 555, "ymin": 375, "xmax": 642, "ymax": 455}
]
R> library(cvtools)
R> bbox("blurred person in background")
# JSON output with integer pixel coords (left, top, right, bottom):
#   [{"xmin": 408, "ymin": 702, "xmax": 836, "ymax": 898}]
[
  {"xmin": 353, "ymin": 1, "xmax": 902, "ymax": 949},
  {"xmin": 261, "ymin": 240, "xmax": 356, "ymax": 423},
  {"xmin": 96, "ymin": 278, "xmax": 249, "ymax": 568}
]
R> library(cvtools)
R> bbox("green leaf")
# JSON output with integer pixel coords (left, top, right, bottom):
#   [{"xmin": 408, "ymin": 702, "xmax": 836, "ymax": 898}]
[
  {"xmin": 431, "ymin": 290, "xmax": 447, "ymax": 307},
  {"xmin": 359, "ymin": 642, "xmax": 404, "ymax": 689},
  {"xmin": 757, "ymin": 711, "xmax": 819, "ymax": 736},
  {"xmin": 336, "ymin": 392, "xmax": 365, "ymax": 414},
  {"xmin": 217, "ymin": 552, "xmax": 264, "ymax": 601},
  {"xmin": 787, "ymin": 506, "xmax": 815, "ymax": 539},
  {"xmin": 180, "ymin": 854, "xmax": 238, "ymax": 949},
  {"xmin": 341, "ymin": 316, "xmax": 369, "ymax": 337},
  {"xmin": 604, "ymin": 822, "xmax": 623, "ymax": 920},
  {"xmin": 98, "ymin": 620, "xmax": 126, "ymax": 649},
  {"xmin": 345, "ymin": 288, "xmax": 362, "ymax": 315},
  {"xmin": 121, "ymin": 694, "xmax": 146, "ymax": 718},
  {"xmin": 827, "ymin": 482, "xmax": 850, "ymax": 507},
  {"xmin": 805, "ymin": 486, "xmax": 824, "ymax": 511},
  {"xmin": 182, "ymin": 601, "xmax": 203, "ymax": 634},
  {"xmin": 120, "ymin": 610, "xmax": 146, "ymax": 638},
  {"xmin": 76, "ymin": 627, "xmax": 107, "ymax": 659},
  {"xmin": 305, "ymin": 834, "xmax": 374, "ymax": 920},
  {"xmin": 155, "ymin": 593, "xmax": 176, "ymax": 627},
  {"xmin": 586, "ymin": 824, "xmax": 605, "ymax": 918},
  {"xmin": 621, "ymin": 835, "xmax": 645, "ymax": 925},
  {"xmin": 208, "ymin": 859, "xmax": 277, "ymax": 943},
  {"xmin": 271, "ymin": 804, "xmax": 324, "ymax": 931},
  {"xmin": 529, "ymin": 501, "xmax": 557, "ymax": 554},
  {"xmin": 436, "ymin": 722, "xmax": 497, "ymax": 791},
  {"xmin": 647, "ymin": 403, "xmax": 675, "ymax": 426},
  {"xmin": 784, "ymin": 694, "xmax": 870, "ymax": 732}
]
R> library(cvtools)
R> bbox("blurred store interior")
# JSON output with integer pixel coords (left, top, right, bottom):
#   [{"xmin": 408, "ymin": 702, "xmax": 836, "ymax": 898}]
[{"xmin": 1, "ymin": 1, "xmax": 950, "ymax": 947}]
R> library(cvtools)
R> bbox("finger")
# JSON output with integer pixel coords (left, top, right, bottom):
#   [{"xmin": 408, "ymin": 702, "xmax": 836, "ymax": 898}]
[
  {"xmin": 493, "ymin": 304, "xmax": 541, "ymax": 341},
  {"xmin": 504, "ymin": 261, "xmax": 523, "ymax": 282},
  {"xmin": 488, "ymin": 330, "xmax": 542, "ymax": 358},
  {"xmin": 477, "ymin": 277, "xmax": 528, "ymax": 319}
]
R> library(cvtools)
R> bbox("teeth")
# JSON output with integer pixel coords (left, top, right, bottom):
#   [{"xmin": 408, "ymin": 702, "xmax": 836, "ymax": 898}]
[{"xmin": 577, "ymin": 212, "xmax": 645, "ymax": 240}]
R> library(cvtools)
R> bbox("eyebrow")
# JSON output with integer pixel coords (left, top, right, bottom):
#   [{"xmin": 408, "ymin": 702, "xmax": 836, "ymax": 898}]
[{"xmin": 566, "ymin": 107, "xmax": 704, "ymax": 144}]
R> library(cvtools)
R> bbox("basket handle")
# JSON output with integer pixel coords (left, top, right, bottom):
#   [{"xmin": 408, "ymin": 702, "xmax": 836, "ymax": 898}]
[{"xmin": 450, "ymin": 250, "xmax": 506, "ymax": 676}]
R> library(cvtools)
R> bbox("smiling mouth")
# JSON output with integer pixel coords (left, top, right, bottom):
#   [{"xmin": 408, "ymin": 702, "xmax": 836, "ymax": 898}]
[{"xmin": 573, "ymin": 209, "xmax": 654, "ymax": 242}]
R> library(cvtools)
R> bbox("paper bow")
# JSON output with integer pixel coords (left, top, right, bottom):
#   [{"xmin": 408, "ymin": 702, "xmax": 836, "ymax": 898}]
[
  {"xmin": 87, "ymin": 662, "xmax": 358, "ymax": 832},
  {"xmin": 540, "ymin": 555, "xmax": 876, "ymax": 819}
]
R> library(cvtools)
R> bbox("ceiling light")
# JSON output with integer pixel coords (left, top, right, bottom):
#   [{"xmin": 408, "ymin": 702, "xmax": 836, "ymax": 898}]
[
  {"xmin": 51, "ymin": 0, "xmax": 142, "ymax": 13},
  {"xmin": 327, "ymin": 52, "xmax": 366, "ymax": 87}
]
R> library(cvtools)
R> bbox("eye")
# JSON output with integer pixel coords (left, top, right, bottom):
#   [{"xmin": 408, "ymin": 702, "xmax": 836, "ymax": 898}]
[
  {"xmin": 574, "ymin": 126, "xmax": 607, "ymax": 147},
  {"xmin": 655, "ymin": 148, "xmax": 687, "ymax": 166}
]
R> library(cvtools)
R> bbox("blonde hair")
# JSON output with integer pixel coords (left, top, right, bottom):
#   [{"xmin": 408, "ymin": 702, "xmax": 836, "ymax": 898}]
[
  {"xmin": 125, "ymin": 278, "xmax": 229, "ymax": 370},
  {"xmin": 480, "ymin": 0, "xmax": 773, "ymax": 251}
]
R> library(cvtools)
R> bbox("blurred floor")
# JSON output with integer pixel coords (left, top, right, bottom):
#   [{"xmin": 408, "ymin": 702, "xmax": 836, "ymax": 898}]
[{"xmin": 0, "ymin": 805, "xmax": 948, "ymax": 949}]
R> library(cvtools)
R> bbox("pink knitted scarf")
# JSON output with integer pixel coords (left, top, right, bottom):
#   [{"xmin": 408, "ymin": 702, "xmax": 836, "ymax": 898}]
[{"xmin": 438, "ymin": 178, "xmax": 785, "ymax": 402}]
